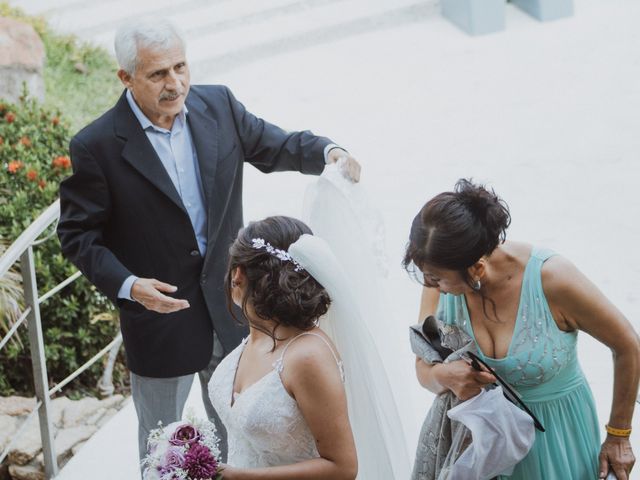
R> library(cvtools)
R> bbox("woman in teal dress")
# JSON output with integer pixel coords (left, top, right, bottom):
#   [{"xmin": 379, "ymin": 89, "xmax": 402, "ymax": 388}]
[{"xmin": 404, "ymin": 179, "xmax": 638, "ymax": 480}]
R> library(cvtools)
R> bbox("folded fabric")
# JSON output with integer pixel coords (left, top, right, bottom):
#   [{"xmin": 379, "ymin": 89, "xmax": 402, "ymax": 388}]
[
  {"xmin": 409, "ymin": 316, "xmax": 475, "ymax": 365},
  {"xmin": 409, "ymin": 318, "xmax": 476, "ymax": 480},
  {"xmin": 443, "ymin": 387, "xmax": 535, "ymax": 480}
]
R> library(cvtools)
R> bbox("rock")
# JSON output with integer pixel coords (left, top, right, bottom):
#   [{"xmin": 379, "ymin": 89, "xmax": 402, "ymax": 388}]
[
  {"xmin": 5, "ymin": 396, "xmax": 70, "ymax": 466},
  {"xmin": 34, "ymin": 425, "xmax": 97, "ymax": 469},
  {"xmin": 0, "ymin": 462, "xmax": 10, "ymax": 480},
  {"xmin": 83, "ymin": 407, "xmax": 106, "ymax": 426},
  {"xmin": 70, "ymin": 440, "xmax": 87, "ymax": 456},
  {"xmin": 73, "ymin": 62, "xmax": 87, "ymax": 74},
  {"xmin": 83, "ymin": 394, "xmax": 125, "ymax": 426},
  {"xmin": 0, "ymin": 414, "xmax": 18, "ymax": 451},
  {"xmin": 0, "ymin": 397, "xmax": 35, "ymax": 417},
  {"xmin": 61, "ymin": 397, "xmax": 102, "ymax": 428},
  {"xmin": 0, "ymin": 17, "xmax": 45, "ymax": 103},
  {"xmin": 48, "ymin": 397, "xmax": 72, "ymax": 428},
  {"xmin": 98, "ymin": 394, "xmax": 124, "ymax": 410},
  {"xmin": 7, "ymin": 464, "xmax": 44, "ymax": 480},
  {"xmin": 7, "ymin": 414, "xmax": 52, "ymax": 466},
  {"xmin": 96, "ymin": 407, "xmax": 118, "ymax": 428}
]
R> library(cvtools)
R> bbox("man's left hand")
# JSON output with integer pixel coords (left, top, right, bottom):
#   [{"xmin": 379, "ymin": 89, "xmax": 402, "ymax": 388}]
[{"xmin": 327, "ymin": 148, "xmax": 361, "ymax": 183}]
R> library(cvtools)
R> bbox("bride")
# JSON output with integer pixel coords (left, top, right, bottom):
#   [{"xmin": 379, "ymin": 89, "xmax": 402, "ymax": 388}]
[
  {"xmin": 208, "ymin": 216, "xmax": 357, "ymax": 479},
  {"xmin": 208, "ymin": 167, "xmax": 410, "ymax": 479}
]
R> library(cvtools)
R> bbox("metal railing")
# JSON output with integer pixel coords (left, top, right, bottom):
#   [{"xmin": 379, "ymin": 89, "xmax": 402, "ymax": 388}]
[{"xmin": 0, "ymin": 199, "xmax": 123, "ymax": 479}]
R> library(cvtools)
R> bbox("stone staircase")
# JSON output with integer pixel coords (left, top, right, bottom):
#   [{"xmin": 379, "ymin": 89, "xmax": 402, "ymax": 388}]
[{"xmin": 11, "ymin": 0, "xmax": 439, "ymax": 77}]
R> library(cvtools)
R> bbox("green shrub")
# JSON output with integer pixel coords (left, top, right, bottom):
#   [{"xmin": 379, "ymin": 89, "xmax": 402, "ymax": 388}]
[
  {"xmin": 0, "ymin": 93, "xmax": 127, "ymax": 397},
  {"xmin": 0, "ymin": 0, "xmax": 130, "ymax": 399}
]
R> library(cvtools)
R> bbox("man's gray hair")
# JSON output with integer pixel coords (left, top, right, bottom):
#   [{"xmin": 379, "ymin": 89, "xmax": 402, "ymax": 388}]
[{"xmin": 114, "ymin": 18, "xmax": 186, "ymax": 74}]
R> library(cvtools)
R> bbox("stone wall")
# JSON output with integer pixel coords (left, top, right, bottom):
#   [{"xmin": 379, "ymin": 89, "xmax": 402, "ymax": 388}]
[{"xmin": 0, "ymin": 395, "xmax": 128, "ymax": 480}]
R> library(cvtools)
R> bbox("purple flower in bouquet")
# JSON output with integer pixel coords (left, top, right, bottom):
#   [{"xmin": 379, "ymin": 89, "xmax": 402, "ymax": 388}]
[
  {"xmin": 183, "ymin": 443, "xmax": 218, "ymax": 479},
  {"xmin": 169, "ymin": 424, "xmax": 201, "ymax": 446},
  {"xmin": 158, "ymin": 446, "xmax": 185, "ymax": 477}
]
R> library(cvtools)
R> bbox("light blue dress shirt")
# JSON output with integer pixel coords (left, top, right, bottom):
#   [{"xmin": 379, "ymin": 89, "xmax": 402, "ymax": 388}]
[{"xmin": 118, "ymin": 90, "xmax": 207, "ymax": 300}]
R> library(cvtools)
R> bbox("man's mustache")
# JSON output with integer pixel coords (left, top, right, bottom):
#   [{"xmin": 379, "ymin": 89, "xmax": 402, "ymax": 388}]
[{"xmin": 159, "ymin": 91, "xmax": 184, "ymax": 101}]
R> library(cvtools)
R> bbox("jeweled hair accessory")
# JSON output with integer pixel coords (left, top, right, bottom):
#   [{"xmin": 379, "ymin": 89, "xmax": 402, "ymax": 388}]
[{"xmin": 251, "ymin": 238, "xmax": 305, "ymax": 272}]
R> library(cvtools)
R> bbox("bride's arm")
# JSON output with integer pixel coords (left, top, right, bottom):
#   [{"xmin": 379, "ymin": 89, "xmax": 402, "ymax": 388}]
[
  {"xmin": 414, "ymin": 287, "xmax": 494, "ymax": 400},
  {"xmin": 220, "ymin": 337, "xmax": 357, "ymax": 480}
]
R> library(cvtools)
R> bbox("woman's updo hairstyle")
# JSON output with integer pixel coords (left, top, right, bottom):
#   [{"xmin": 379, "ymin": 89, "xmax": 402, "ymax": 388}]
[
  {"xmin": 403, "ymin": 179, "xmax": 511, "ymax": 285},
  {"xmin": 225, "ymin": 216, "xmax": 331, "ymax": 337}
]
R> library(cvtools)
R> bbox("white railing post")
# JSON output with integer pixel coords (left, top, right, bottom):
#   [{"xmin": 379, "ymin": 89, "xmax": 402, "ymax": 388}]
[
  {"xmin": 98, "ymin": 332, "xmax": 123, "ymax": 398},
  {"xmin": 21, "ymin": 246, "xmax": 58, "ymax": 478}
]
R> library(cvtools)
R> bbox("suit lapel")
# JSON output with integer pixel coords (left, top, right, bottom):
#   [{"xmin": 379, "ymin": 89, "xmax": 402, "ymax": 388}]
[
  {"xmin": 185, "ymin": 92, "xmax": 227, "ymax": 269},
  {"xmin": 115, "ymin": 92, "xmax": 187, "ymax": 214},
  {"xmin": 185, "ymin": 93, "xmax": 218, "ymax": 211}
]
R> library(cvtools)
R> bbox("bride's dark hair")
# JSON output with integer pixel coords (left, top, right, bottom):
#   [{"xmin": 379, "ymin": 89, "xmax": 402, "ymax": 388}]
[{"xmin": 225, "ymin": 216, "xmax": 331, "ymax": 345}]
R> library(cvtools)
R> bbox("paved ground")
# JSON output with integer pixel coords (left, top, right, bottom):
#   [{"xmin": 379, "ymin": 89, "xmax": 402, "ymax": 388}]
[{"xmin": 9, "ymin": 0, "xmax": 640, "ymax": 477}]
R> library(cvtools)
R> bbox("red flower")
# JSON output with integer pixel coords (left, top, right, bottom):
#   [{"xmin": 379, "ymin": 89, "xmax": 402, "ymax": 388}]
[
  {"xmin": 52, "ymin": 116, "xmax": 60, "ymax": 126},
  {"xmin": 5, "ymin": 112, "xmax": 15, "ymax": 123},
  {"xmin": 52, "ymin": 155, "xmax": 71, "ymax": 169},
  {"xmin": 26, "ymin": 169, "xmax": 38, "ymax": 181},
  {"xmin": 19, "ymin": 136, "xmax": 31, "ymax": 147},
  {"xmin": 38, "ymin": 179, "xmax": 46, "ymax": 189},
  {"xmin": 7, "ymin": 160, "xmax": 23, "ymax": 174}
]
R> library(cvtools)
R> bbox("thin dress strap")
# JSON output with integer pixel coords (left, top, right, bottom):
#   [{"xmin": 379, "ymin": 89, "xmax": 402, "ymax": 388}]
[
  {"xmin": 531, "ymin": 246, "xmax": 557, "ymax": 263},
  {"xmin": 273, "ymin": 332, "xmax": 345, "ymax": 382}
]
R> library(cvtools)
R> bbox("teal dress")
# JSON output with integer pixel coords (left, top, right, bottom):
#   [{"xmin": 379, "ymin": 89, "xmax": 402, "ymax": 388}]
[{"xmin": 436, "ymin": 247, "xmax": 600, "ymax": 479}]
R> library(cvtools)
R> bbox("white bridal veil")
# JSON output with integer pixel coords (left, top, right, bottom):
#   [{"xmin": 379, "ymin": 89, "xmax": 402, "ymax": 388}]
[{"xmin": 289, "ymin": 163, "xmax": 411, "ymax": 479}]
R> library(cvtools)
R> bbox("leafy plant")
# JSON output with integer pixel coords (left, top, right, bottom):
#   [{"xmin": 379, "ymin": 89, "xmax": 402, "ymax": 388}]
[
  {"xmin": 0, "ymin": 91, "xmax": 126, "ymax": 397},
  {"xmin": 0, "ymin": 3, "xmax": 127, "ymax": 397},
  {"xmin": 0, "ymin": 240, "xmax": 23, "ymax": 350}
]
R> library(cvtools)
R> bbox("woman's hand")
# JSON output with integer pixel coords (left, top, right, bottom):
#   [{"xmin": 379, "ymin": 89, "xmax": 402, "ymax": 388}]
[
  {"xmin": 219, "ymin": 464, "xmax": 238, "ymax": 479},
  {"xmin": 599, "ymin": 436, "xmax": 635, "ymax": 480},
  {"xmin": 435, "ymin": 360, "xmax": 496, "ymax": 401}
]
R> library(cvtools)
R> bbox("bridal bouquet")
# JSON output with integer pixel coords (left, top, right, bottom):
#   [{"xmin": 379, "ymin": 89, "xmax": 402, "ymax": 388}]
[{"xmin": 143, "ymin": 416, "xmax": 223, "ymax": 480}]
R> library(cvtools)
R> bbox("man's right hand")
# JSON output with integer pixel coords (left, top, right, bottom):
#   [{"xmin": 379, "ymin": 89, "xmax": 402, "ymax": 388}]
[{"xmin": 131, "ymin": 278, "xmax": 190, "ymax": 313}]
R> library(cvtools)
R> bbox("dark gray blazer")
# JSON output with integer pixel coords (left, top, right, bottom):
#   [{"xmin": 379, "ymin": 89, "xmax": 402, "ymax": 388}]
[{"xmin": 57, "ymin": 85, "xmax": 332, "ymax": 377}]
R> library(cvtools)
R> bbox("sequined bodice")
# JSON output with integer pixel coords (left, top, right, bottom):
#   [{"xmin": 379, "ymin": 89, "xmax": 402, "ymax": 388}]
[
  {"xmin": 208, "ymin": 334, "xmax": 342, "ymax": 468},
  {"xmin": 437, "ymin": 247, "xmax": 583, "ymax": 402}
]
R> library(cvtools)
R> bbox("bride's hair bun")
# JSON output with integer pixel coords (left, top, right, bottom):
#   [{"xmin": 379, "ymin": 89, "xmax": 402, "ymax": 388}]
[
  {"xmin": 403, "ymin": 179, "xmax": 511, "ymax": 274},
  {"xmin": 225, "ymin": 216, "xmax": 330, "ymax": 332}
]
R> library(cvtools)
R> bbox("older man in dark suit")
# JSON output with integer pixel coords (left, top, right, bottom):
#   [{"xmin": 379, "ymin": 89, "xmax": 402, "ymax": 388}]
[{"xmin": 57, "ymin": 18, "xmax": 360, "ymax": 468}]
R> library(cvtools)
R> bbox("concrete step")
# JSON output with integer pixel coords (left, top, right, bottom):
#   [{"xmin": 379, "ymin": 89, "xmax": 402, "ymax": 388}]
[
  {"xmin": 186, "ymin": 0, "xmax": 425, "ymax": 60},
  {"xmin": 185, "ymin": 0, "xmax": 434, "ymax": 76},
  {"xmin": 12, "ymin": 0, "xmax": 436, "ymax": 77}
]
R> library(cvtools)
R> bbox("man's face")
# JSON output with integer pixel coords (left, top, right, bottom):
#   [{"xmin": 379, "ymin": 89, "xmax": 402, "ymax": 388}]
[{"xmin": 118, "ymin": 41, "xmax": 190, "ymax": 126}]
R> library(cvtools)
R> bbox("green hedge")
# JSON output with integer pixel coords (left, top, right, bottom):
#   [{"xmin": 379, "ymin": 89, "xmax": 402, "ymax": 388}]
[{"xmin": 0, "ymin": 4, "xmax": 127, "ymax": 397}]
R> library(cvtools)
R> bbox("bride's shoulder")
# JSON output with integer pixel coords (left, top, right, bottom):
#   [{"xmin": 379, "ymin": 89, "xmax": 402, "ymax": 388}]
[
  {"xmin": 280, "ymin": 329, "xmax": 342, "ymax": 382},
  {"xmin": 286, "ymin": 329, "xmax": 340, "ymax": 359}
]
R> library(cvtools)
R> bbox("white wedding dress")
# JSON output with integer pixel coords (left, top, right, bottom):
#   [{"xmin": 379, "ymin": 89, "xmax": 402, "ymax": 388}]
[
  {"xmin": 208, "ymin": 333, "xmax": 343, "ymax": 468},
  {"xmin": 208, "ymin": 163, "xmax": 411, "ymax": 479}
]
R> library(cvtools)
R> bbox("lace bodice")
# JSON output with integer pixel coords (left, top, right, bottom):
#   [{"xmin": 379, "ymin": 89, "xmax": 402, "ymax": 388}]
[{"xmin": 208, "ymin": 333, "xmax": 343, "ymax": 468}]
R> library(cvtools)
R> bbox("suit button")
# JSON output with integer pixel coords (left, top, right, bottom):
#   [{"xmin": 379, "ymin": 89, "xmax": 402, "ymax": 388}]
[
  {"xmin": 200, "ymin": 274, "xmax": 207, "ymax": 285},
  {"xmin": 190, "ymin": 250, "xmax": 200, "ymax": 257}
]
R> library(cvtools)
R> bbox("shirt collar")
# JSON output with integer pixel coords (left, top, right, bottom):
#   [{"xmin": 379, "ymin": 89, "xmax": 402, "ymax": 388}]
[{"xmin": 125, "ymin": 89, "xmax": 188, "ymax": 133}]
